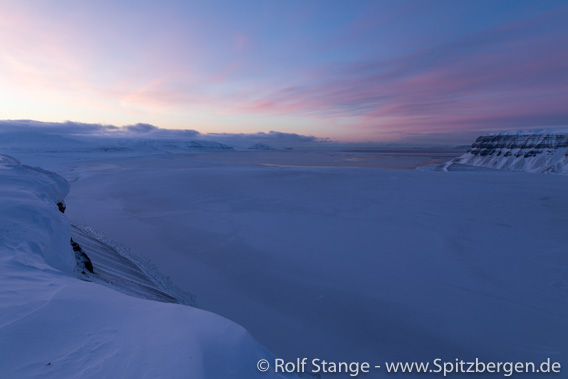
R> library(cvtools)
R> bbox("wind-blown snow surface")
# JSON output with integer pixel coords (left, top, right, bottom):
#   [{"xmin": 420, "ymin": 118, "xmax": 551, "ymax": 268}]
[
  {"xmin": 0, "ymin": 156, "xmax": 284, "ymax": 378},
  {"xmin": 47, "ymin": 152, "xmax": 568, "ymax": 378},
  {"xmin": 450, "ymin": 131, "xmax": 568, "ymax": 173}
]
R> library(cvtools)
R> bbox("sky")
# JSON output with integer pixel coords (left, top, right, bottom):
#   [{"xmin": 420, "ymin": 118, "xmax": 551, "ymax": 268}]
[{"xmin": 0, "ymin": 0, "xmax": 566, "ymax": 143}]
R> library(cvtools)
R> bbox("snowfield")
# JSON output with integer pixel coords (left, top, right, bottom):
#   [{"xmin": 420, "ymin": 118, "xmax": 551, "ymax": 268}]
[
  {"xmin": 1, "ymin": 130, "xmax": 567, "ymax": 378},
  {"xmin": 60, "ymin": 154, "xmax": 568, "ymax": 375},
  {"xmin": 0, "ymin": 155, "xmax": 285, "ymax": 379}
]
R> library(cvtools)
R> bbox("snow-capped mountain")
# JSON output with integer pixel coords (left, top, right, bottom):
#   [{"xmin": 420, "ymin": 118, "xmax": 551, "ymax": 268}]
[
  {"xmin": 0, "ymin": 154, "xmax": 283, "ymax": 378},
  {"xmin": 0, "ymin": 131, "xmax": 90, "ymax": 152},
  {"xmin": 247, "ymin": 143, "xmax": 276, "ymax": 150},
  {"xmin": 130, "ymin": 138, "xmax": 234, "ymax": 153},
  {"xmin": 451, "ymin": 130, "xmax": 568, "ymax": 173},
  {"xmin": 0, "ymin": 131, "xmax": 235, "ymax": 154}
]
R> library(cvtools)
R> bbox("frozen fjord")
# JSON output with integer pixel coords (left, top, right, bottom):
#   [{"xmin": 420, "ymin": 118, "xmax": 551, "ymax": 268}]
[{"xmin": 52, "ymin": 150, "xmax": 568, "ymax": 376}]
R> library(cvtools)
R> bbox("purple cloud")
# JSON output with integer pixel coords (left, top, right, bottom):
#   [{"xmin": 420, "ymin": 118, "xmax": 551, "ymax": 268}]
[
  {"xmin": 0, "ymin": 120, "xmax": 322, "ymax": 147},
  {"xmin": 229, "ymin": 6, "xmax": 568, "ymax": 138}
]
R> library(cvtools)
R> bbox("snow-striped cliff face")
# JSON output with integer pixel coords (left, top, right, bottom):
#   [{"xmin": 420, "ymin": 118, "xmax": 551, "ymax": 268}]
[{"xmin": 453, "ymin": 131, "xmax": 568, "ymax": 173}]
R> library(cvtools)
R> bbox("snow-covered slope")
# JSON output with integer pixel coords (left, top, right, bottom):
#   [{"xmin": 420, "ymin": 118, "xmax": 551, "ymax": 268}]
[
  {"xmin": 70, "ymin": 224, "xmax": 194, "ymax": 305},
  {"xmin": 132, "ymin": 139, "xmax": 234, "ymax": 152},
  {"xmin": 0, "ymin": 155, "xmax": 283, "ymax": 378},
  {"xmin": 0, "ymin": 131, "xmax": 90, "ymax": 152},
  {"xmin": 0, "ymin": 132, "xmax": 235, "ymax": 155},
  {"xmin": 247, "ymin": 143, "xmax": 276, "ymax": 150},
  {"xmin": 451, "ymin": 130, "xmax": 568, "ymax": 173}
]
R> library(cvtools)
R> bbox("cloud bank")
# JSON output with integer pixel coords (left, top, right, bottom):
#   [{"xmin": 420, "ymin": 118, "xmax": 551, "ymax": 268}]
[{"xmin": 0, "ymin": 120, "xmax": 325, "ymax": 148}]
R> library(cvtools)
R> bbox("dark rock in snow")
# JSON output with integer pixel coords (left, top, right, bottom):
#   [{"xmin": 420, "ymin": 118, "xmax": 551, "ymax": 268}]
[
  {"xmin": 70, "ymin": 239, "xmax": 94, "ymax": 274},
  {"xmin": 57, "ymin": 202, "xmax": 66, "ymax": 213}
]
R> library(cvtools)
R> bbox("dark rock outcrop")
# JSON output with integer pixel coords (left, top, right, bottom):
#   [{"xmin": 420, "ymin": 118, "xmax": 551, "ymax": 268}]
[
  {"xmin": 70, "ymin": 238, "xmax": 94, "ymax": 274},
  {"xmin": 57, "ymin": 202, "xmax": 66, "ymax": 213}
]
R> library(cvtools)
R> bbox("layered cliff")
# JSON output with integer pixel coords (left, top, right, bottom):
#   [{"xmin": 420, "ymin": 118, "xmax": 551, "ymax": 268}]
[{"xmin": 452, "ymin": 130, "xmax": 568, "ymax": 173}]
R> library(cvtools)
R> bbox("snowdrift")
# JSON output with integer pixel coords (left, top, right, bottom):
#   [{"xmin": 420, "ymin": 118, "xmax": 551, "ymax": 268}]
[{"xmin": 0, "ymin": 155, "xmax": 283, "ymax": 378}]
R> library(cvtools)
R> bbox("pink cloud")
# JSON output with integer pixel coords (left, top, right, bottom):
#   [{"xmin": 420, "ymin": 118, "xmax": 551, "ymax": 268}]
[
  {"xmin": 0, "ymin": 2, "xmax": 566, "ymax": 142},
  {"xmin": 223, "ymin": 7, "xmax": 568, "ymax": 139}
]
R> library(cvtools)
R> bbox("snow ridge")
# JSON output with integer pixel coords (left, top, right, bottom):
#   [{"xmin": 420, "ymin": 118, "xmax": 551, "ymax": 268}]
[{"xmin": 71, "ymin": 223, "xmax": 197, "ymax": 306}]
